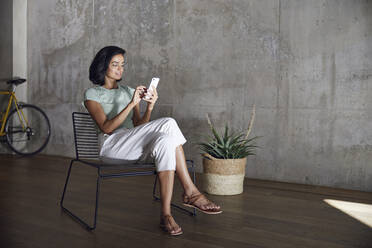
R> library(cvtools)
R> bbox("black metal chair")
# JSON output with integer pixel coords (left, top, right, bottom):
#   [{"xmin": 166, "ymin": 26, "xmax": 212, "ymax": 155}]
[{"xmin": 60, "ymin": 112, "xmax": 196, "ymax": 230}]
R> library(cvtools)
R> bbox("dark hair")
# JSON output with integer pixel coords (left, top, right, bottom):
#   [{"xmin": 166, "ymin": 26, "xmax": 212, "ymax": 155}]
[{"xmin": 89, "ymin": 46, "xmax": 126, "ymax": 85}]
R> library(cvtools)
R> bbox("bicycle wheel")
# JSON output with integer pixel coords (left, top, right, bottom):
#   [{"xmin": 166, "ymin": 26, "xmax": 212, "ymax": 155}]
[{"xmin": 5, "ymin": 104, "xmax": 51, "ymax": 155}]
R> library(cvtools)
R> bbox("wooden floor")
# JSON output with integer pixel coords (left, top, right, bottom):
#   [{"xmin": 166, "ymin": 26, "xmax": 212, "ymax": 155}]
[{"xmin": 0, "ymin": 155, "xmax": 371, "ymax": 248}]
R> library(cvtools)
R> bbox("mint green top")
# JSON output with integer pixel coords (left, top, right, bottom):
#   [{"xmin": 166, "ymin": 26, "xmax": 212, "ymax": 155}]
[{"xmin": 83, "ymin": 85, "xmax": 135, "ymax": 130}]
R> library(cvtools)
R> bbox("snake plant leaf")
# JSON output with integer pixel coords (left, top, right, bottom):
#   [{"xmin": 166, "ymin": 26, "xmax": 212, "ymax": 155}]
[
  {"xmin": 223, "ymin": 124, "xmax": 229, "ymax": 143},
  {"xmin": 199, "ymin": 116, "xmax": 260, "ymax": 159}
]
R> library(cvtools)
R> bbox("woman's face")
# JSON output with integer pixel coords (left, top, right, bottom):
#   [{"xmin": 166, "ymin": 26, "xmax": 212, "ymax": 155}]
[{"xmin": 106, "ymin": 54, "xmax": 125, "ymax": 81}]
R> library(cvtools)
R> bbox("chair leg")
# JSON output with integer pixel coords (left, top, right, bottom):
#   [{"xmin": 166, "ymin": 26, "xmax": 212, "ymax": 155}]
[
  {"xmin": 60, "ymin": 160, "xmax": 101, "ymax": 230},
  {"xmin": 152, "ymin": 174, "xmax": 159, "ymax": 201},
  {"xmin": 92, "ymin": 169, "xmax": 102, "ymax": 230},
  {"xmin": 152, "ymin": 161, "xmax": 196, "ymax": 216},
  {"xmin": 190, "ymin": 160, "xmax": 197, "ymax": 216},
  {"xmin": 60, "ymin": 159, "xmax": 75, "ymax": 207}
]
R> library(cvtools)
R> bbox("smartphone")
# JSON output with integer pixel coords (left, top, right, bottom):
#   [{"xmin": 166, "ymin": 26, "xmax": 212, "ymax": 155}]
[{"xmin": 144, "ymin": 77, "xmax": 159, "ymax": 100}]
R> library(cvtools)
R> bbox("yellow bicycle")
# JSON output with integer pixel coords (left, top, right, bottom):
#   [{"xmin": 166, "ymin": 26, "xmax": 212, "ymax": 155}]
[{"xmin": 0, "ymin": 78, "xmax": 50, "ymax": 155}]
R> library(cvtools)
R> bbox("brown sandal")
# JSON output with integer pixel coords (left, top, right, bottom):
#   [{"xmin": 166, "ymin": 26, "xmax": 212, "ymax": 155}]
[
  {"xmin": 183, "ymin": 193, "xmax": 222, "ymax": 214},
  {"xmin": 160, "ymin": 215, "xmax": 183, "ymax": 236}
]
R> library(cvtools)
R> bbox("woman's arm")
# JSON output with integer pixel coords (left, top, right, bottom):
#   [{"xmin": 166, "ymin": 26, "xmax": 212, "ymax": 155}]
[
  {"xmin": 132, "ymin": 104, "xmax": 153, "ymax": 127},
  {"xmin": 132, "ymin": 86, "xmax": 158, "ymax": 127},
  {"xmin": 85, "ymin": 100, "xmax": 135, "ymax": 134},
  {"xmin": 85, "ymin": 86, "xmax": 145, "ymax": 134}
]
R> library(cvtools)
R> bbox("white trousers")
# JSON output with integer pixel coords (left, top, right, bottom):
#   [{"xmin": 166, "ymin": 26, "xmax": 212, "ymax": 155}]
[{"xmin": 99, "ymin": 117, "xmax": 187, "ymax": 171}]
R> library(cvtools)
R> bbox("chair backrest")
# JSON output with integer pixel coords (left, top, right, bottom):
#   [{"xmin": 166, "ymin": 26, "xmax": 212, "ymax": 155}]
[{"xmin": 72, "ymin": 112, "xmax": 100, "ymax": 159}]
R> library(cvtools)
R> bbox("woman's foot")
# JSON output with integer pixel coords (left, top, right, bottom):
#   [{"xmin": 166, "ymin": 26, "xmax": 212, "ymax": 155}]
[
  {"xmin": 183, "ymin": 193, "xmax": 222, "ymax": 214},
  {"xmin": 160, "ymin": 215, "xmax": 183, "ymax": 236}
]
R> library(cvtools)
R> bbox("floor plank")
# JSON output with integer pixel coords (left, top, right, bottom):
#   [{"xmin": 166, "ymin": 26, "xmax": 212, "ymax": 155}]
[{"xmin": 0, "ymin": 154, "xmax": 371, "ymax": 248}]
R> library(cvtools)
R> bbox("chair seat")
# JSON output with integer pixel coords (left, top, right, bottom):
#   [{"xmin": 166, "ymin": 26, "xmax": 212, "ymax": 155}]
[{"xmin": 76, "ymin": 157, "xmax": 156, "ymax": 169}]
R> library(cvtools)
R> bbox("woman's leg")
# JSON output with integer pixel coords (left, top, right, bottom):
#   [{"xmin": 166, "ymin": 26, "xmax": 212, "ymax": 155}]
[
  {"xmin": 158, "ymin": 170, "xmax": 174, "ymax": 216},
  {"xmin": 174, "ymin": 146, "xmax": 197, "ymax": 196},
  {"xmin": 175, "ymin": 145, "xmax": 221, "ymax": 211},
  {"xmin": 158, "ymin": 170, "xmax": 182, "ymax": 235}
]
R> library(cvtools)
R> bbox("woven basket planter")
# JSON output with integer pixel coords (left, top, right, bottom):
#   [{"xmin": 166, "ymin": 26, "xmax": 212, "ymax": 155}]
[{"xmin": 202, "ymin": 153, "xmax": 247, "ymax": 195}]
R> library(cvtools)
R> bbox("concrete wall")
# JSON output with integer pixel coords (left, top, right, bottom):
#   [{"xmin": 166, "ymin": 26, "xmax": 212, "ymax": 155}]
[{"xmin": 26, "ymin": 0, "xmax": 372, "ymax": 191}]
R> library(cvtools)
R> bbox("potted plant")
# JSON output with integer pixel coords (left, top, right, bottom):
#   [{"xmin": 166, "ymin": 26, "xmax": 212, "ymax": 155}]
[{"xmin": 198, "ymin": 106, "xmax": 259, "ymax": 195}]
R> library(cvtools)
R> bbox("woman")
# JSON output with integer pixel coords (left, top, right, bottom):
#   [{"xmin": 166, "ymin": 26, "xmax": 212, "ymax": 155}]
[{"xmin": 84, "ymin": 46, "xmax": 221, "ymax": 236}]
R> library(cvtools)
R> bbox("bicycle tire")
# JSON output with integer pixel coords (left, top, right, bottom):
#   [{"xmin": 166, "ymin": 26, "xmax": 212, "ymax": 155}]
[{"xmin": 5, "ymin": 104, "xmax": 51, "ymax": 156}]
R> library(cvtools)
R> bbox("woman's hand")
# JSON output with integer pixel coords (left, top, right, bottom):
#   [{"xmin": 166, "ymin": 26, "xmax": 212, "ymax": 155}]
[
  {"xmin": 143, "ymin": 85, "xmax": 158, "ymax": 110},
  {"xmin": 131, "ymin": 85, "xmax": 146, "ymax": 106}
]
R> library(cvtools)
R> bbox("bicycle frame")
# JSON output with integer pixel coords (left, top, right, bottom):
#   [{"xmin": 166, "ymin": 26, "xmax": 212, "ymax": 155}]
[{"xmin": 0, "ymin": 90, "xmax": 28, "ymax": 136}]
